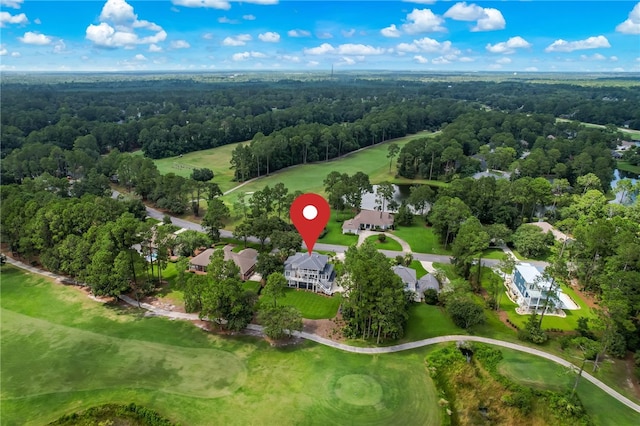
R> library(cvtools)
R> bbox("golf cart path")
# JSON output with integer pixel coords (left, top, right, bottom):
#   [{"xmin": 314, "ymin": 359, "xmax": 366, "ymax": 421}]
[{"xmin": 4, "ymin": 256, "xmax": 639, "ymax": 414}]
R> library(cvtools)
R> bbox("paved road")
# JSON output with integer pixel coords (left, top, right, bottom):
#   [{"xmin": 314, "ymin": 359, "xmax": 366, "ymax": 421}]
[
  {"xmin": 112, "ymin": 190, "xmax": 549, "ymax": 270},
  {"xmin": 4, "ymin": 255, "xmax": 638, "ymax": 414}
]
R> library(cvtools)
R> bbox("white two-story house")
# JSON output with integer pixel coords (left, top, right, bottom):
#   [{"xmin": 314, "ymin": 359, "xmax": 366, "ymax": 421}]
[{"xmin": 284, "ymin": 252, "xmax": 335, "ymax": 295}]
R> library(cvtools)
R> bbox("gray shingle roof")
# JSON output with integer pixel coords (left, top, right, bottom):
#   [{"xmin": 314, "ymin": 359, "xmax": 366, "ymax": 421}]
[
  {"xmin": 284, "ymin": 252, "xmax": 329, "ymax": 271},
  {"xmin": 392, "ymin": 265, "xmax": 417, "ymax": 284},
  {"xmin": 417, "ymin": 273, "xmax": 440, "ymax": 293}
]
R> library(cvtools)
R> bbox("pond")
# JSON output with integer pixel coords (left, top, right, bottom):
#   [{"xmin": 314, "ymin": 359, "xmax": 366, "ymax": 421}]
[
  {"xmin": 611, "ymin": 168, "xmax": 639, "ymax": 205},
  {"xmin": 360, "ymin": 184, "xmax": 414, "ymax": 212}
]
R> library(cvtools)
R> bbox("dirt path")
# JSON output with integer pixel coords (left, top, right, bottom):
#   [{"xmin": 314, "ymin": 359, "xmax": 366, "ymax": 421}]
[{"xmin": 4, "ymin": 255, "xmax": 640, "ymax": 414}]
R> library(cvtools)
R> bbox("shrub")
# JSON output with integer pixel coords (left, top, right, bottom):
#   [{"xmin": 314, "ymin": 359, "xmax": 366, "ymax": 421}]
[
  {"xmin": 378, "ymin": 234, "xmax": 387, "ymax": 243},
  {"xmin": 424, "ymin": 289, "xmax": 439, "ymax": 305}
]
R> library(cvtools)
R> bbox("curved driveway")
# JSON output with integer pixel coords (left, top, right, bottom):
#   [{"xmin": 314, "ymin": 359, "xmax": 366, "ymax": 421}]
[{"xmin": 4, "ymin": 255, "xmax": 639, "ymax": 414}]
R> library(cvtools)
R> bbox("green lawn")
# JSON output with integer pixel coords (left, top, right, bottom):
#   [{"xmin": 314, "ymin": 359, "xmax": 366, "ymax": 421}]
[
  {"xmin": 242, "ymin": 280, "xmax": 262, "ymax": 295},
  {"xmin": 317, "ymin": 211, "xmax": 360, "ymax": 246},
  {"xmin": 501, "ymin": 283, "xmax": 597, "ymax": 332},
  {"xmin": 403, "ymin": 303, "xmax": 464, "ymax": 342},
  {"xmin": 221, "ymin": 131, "xmax": 436, "ymax": 205},
  {"xmin": 482, "ymin": 248, "xmax": 507, "ymax": 260},
  {"xmin": 409, "ymin": 260, "xmax": 428, "ymax": 278},
  {"xmin": 497, "ymin": 348, "xmax": 640, "ymax": 426},
  {"xmin": 365, "ymin": 234, "xmax": 403, "ymax": 252},
  {"xmin": 153, "ymin": 141, "xmax": 249, "ymax": 193},
  {"xmin": 1, "ymin": 265, "xmax": 440, "ymax": 426},
  {"xmin": 272, "ymin": 288, "xmax": 342, "ymax": 320},
  {"xmin": 617, "ymin": 161, "xmax": 640, "ymax": 175},
  {"xmin": 391, "ymin": 223, "xmax": 451, "ymax": 255}
]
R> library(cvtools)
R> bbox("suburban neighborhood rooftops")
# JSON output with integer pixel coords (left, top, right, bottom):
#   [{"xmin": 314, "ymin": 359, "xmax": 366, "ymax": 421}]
[
  {"xmin": 284, "ymin": 252, "xmax": 330, "ymax": 271},
  {"xmin": 417, "ymin": 273, "xmax": 440, "ymax": 292},
  {"xmin": 189, "ymin": 248, "xmax": 215, "ymax": 267},
  {"xmin": 392, "ymin": 265, "xmax": 417, "ymax": 284},
  {"xmin": 223, "ymin": 245, "xmax": 258, "ymax": 275}
]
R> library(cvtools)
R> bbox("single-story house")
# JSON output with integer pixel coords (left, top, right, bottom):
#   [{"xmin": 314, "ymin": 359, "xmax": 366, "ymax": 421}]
[
  {"xmin": 393, "ymin": 265, "xmax": 424, "ymax": 301},
  {"xmin": 223, "ymin": 245, "xmax": 258, "ymax": 281},
  {"xmin": 188, "ymin": 246, "xmax": 257, "ymax": 280},
  {"xmin": 284, "ymin": 252, "xmax": 335, "ymax": 295},
  {"xmin": 342, "ymin": 209, "xmax": 395, "ymax": 235},
  {"xmin": 416, "ymin": 273, "xmax": 440, "ymax": 300},
  {"xmin": 189, "ymin": 248, "xmax": 215, "ymax": 273}
]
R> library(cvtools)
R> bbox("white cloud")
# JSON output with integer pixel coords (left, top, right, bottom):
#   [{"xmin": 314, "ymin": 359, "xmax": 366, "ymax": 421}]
[
  {"xmin": 134, "ymin": 53, "xmax": 147, "ymax": 61},
  {"xmin": 381, "ymin": 24, "xmax": 401, "ymax": 38},
  {"xmin": 287, "ymin": 29, "xmax": 311, "ymax": 37},
  {"xmin": 19, "ymin": 31, "xmax": 52, "ymax": 45},
  {"xmin": 149, "ymin": 43, "xmax": 163, "ymax": 52},
  {"xmin": 432, "ymin": 56, "xmax": 451, "ymax": 65},
  {"xmin": 218, "ymin": 16, "xmax": 238, "ymax": 24},
  {"xmin": 580, "ymin": 53, "xmax": 606, "ymax": 61},
  {"xmin": 444, "ymin": 2, "xmax": 505, "ymax": 31},
  {"xmin": 317, "ymin": 31, "xmax": 333, "ymax": 39},
  {"xmin": 340, "ymin": 56, "xmax": 356, "ymax": 65},
  {"xmin": 171, "ymin": 0, "xmax": 278, "ymax": 9},
  {"xmin": 459, "ymin": 56, "xmax": 474, "ymax": 62},
  {"xmin": 10, "ymin": 51, "xmax": 20, "ymax": 57},
  {"xmin": 342, "ymin": 29, "xmax": 356, "ymax": 38},
  {"xmin": 396, "ymin": 37, "xmax": 460, "ymax": 56},
  {"xmin": 0, "ymin": 45, "xmax": 7, "ymax": 55},
  {"xmin": 86, "ymin": 0, "xmax": 167, "ymax": 48},
  {"xmin": 0, "ymin": 0, "xmax": 23, "ymax": 9},
  {"xmin": 303, "ymin": 43, "xmax": 384, "ymax": 56},
  {"xmin": 414, "ymin": 55, "xmax": 428, "ymax": 64},
  {"xmin": 616, "ymin": 2, "xmax": 640, "ymax": 34},
  {"xmin": 525, "ymin": 67, "xmax": 538, "ymax": 72},
  {"xmin": 243, "ymin": 14, "xmax": 256, "ymax": 21},
  {"xmin": 0, "ymin": 11, "xmax": 28, "ymax": 27},
  {"xmin": 610, "ymin": 56, "xmax": 618, "ymax": 62},
  {"xmin": 34, "ymin": 18, "xmax": 41, "ymax": 24},
  {"xmin": 232, "ymin": 51, "xmax": 267, "ymax": 61},
  {"xmin": 402, "ymin": 9, "xmax": 446, "ymax": 34},
  {"xmin": 53, "ymin": 40, "xmax": 66, "ymax": 53},
  {"xmin": 222, "ymin": 34, "xmax": 251, "ymax": 46},
  {"xmin": 170, "ymin": 39, "xmax": 190, "ymax": 49},
  {"xmin": 545, "ymin": 35, "xmax": 610, "ymax": 52},
  {"xmin": 496, "ymin": 57, "xmax": 511, "ymax": 64},
  {"xmin": 281, "ymin": 54, "xmax": 300, "ymax": 63},
  {"xmin": 486, "ymin": 36, "xmax": 531, "ymax": 54},
  {"xmin": 336, "ymin": 43, "xmax": 384, "ymax": 55},
  {"xmin": 304, "ymin": 43, "xmax": 335, "ymax": 55},
  {"xmin": 258, "ymin": 32, "xmax": 280, "ymax": 42},
  {"xmin": 203, "ymin": 32, "xmax": 214, "ymax": 40},
  {"xmin": 307, "ymin": 60, "xmax": 319, "ymax": 67}
]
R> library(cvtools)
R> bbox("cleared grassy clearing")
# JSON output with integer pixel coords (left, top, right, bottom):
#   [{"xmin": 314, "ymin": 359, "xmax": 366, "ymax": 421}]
[
  {"xmin": 318, "ymin": 211, "xmax": 359, "ymax": 246},
  {"xmin": 617, "ymin": 161, "xmax": 640, "ymax": 175},
  {"xmin": 153, "ymin": 141, "xmax": 248, "ymax": 193},
  {"xmin": 221, "ymin": 131, "xmax": 436, "ymax": 205},
  {"xmin": 403, "ymin": 303, "xmax": 463, "ymax": 342},
  {"xmin": 1, "ymin": 266, "xmax": 440, "ymax": 426}
]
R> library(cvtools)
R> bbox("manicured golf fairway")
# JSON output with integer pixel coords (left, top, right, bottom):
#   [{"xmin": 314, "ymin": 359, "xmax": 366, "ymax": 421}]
[{"xmin": 0, "ymin": 266, "xmax": 440, "ymax": 426}]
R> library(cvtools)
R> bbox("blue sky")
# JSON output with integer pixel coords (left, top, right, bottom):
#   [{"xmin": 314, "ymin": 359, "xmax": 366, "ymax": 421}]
[{"xmin": 1, "ymin": 0, "xmax": 639, "ymax": 72}]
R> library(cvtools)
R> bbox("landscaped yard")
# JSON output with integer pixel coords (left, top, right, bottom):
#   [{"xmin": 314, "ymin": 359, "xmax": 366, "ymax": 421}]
[
  {"xmin": 317, "ymin": 211, "xmax": 359, "ymax": 246},
  {"xmin": 392, "ymin": 222, "xmax": 451, "ymax": 255},
  {"xmin": 273, "ymin": 288, "xmax": 342, "ymax": 320},
  {"xmin": 1, "ymin": 266, "xmax": 440, "ymax": 426},
  {"xmin": 409, "ymin": 260, "xmax": 428, "ymax": 278},
  {"xmin": 365, "ymin": 234, "xmax": 403, "ymax": 252},
  {"xmin": 152, "ymin": 141, "xmax": 248, "ymax": 193},
  {"xmin": 403, "ymin": 303, "xmax": 463, "ymax": 342},
  {"xmin": 497, "ymin": 348, "xmax": 640, "ymax": 426}
]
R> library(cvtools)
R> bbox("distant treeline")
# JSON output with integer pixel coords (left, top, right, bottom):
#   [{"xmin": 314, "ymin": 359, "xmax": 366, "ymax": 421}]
[{"xmin": 1, "ymin": 78, "xmax": 639, "ymax": 164}]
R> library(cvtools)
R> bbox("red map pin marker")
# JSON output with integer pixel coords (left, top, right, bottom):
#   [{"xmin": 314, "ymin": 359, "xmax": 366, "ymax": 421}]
[{"xmin": 290, "ymin": 193, "xmax": 331, "ymax": 255}]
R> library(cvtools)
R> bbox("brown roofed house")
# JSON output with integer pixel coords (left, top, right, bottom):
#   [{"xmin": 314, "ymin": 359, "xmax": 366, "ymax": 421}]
[
  {"xmin": 188, "ymin": 246, "xmax": 257, "ymax": 280},
  {"xmin": 342, "ymin": 209, "xmax": 395, "ymax": 235}
]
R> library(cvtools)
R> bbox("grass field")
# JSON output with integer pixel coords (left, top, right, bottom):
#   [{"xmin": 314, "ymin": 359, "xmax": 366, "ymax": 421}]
[
  {"xmin": 556, "ymin": 118, "xmax": 640, "ymax": 139},
  {"xmin": 153, "ymin": 141, "xmax": 249, "ymax": 193},
  {"xmin": 220, "ymin": 131, "xmax": 436, "ymax": 206},
  {"xmin": 617, "ymin": 161, "xmax": 640, "ymax": 175},
  {"xmin": 274, "ymin": 288, "xmax": 342, "ymax": 320},
  {"xmin": 497, "ymin": 349, "xmax": 640, "ymax": 426},
  {"xmin": 403, "ymin": 304, "xmax": 463, "ymax": 342},
  {"xmin": 318, "ymin": 211, "xmax": 360, "ymax": 246},
  {"xmin": 392, "ymin": 223, "xmax": 451, "ymax": 255},
  {"xmin": 365, "ymin": 235, "xmax": 403, "ymax": 252},
  {"xmin": 0, "ymin": 265, "xmax": 440, "ymax": 426}
]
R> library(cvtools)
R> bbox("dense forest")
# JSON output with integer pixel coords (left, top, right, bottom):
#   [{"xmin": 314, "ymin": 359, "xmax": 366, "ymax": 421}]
[{"xmin": 2, "ymin": 77, "xmax": 639, "ymax": 175}]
